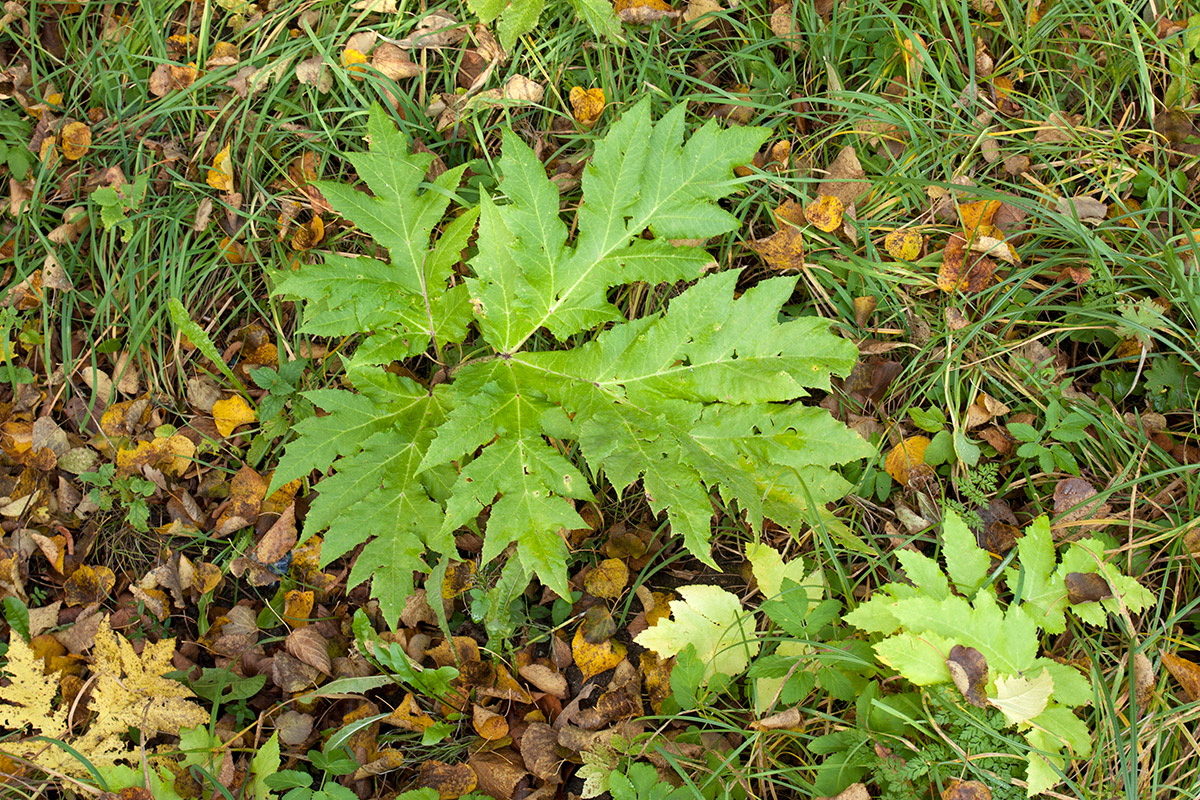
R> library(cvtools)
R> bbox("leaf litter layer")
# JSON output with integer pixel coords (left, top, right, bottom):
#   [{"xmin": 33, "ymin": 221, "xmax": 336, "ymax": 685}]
[{"xmin": 0, "ymin": 0, "xmax": 1197, "ymax": 798}]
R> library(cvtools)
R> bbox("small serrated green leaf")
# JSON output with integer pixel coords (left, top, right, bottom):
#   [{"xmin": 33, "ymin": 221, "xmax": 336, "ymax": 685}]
[{"xmin": 941, "ymin": 508, "xmax": 991, "ymax": 595}]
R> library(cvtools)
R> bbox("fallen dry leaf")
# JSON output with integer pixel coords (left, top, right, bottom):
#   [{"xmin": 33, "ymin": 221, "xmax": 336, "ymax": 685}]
[
  {"xmin": 884, "ymin": 228, "xmax": 924, "ymax": 260},
  {"xmin": 884, "ymin": 436, "xmax": 930, "ymax": 486},
  {"xmin": 60, "ymin": 121, "xmax": 91, "ymax": 160},
  {"xmin": 207, "ymin": 143, "xmax": 234, "ymax": 192},
  {"xmin": 805, "ymin": 194, "xmax": 845, "ymax": 232},
  {"xmin": 569, "ymin": 86, "xmax": 605, "ymax": 128}
]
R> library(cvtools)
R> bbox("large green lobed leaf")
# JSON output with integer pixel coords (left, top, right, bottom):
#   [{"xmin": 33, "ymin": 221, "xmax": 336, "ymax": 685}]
[{"xmin": 273, "ymin": 100, "xmax": 868, "ymax": 628}]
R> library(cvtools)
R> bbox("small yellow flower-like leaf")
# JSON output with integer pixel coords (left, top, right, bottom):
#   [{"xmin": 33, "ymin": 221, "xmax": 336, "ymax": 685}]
[
  {"xmin": 342, "ymin": 47, "xmax": 369, "ymax": 78},
  {"xmin": 207, "ymin": 143, "xmax": 234, "ymax": 192},
  {"xmin": 213, "ymin": 395, "xmax": 256, "ymax": 437},
  {"xmin": 60, "ymin": 122, "xmax": 92, "ymax": 160},
  {"xmin": 569, "ymin": 86, "xmax": 606, "ymax": 128},
  {"xmin": 884, "ymin": 435, "xmax": 930, "ymax": 486},
  {"xmin": 885, "ymin": 229, "xmax": 924, "ymax": 261},
  {"xmin": 804, "ymin": 194, "xmax": 845, "ymax": 232}
]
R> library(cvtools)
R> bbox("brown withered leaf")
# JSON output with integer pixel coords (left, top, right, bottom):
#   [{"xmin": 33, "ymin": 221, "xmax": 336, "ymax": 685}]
[
  {"xmin": 947, "ymin": 645, "xmax": 988, "ymax": 707},
  {"xmin": 819, "ymin": 146, "xmax": 870, "ymax": 206},
  {"xmin": 1162, "ymin": 651, "xmax": 1200, "ymax": 702},
  {"xmin": 286, "ymin": 625, "xmax": 331, "ymax": 674},
  {"xmin": 1053, "ymin": 477, "xmax": 1109, "ymax": 524},
  {"xmin": 418, "ymin": 760, "xmax": 478, "ymax": 798},
  {"xmin": 1065, "ymin": 572, "xmax": 1113, "ymax": 604},
  {"xmin": 518, "ymin": 663, "xmax": 568, "ymax": 698},
  {"xmin": 519, "ymin": 722, "xmax": 560, "ymax": 782},
  {"xmin": 272, "ymin": 650, "xmax": 322, "ymax": 692},
  {"xmin": 616, "ymin": 0, "xmax": 681, "ymax": 24},
  {"xmin": 938, "ymin": 232, "xmax": 996, "ymax": 293},
  {"xmin": 769, "ymin": 4, "xmax": 803, "ymax": 51},
  {"xmin": 751, "ymin": 706, "xmax": 801, "ymax": 731},
  {"xmin": 943, "ymin": 778, "xmax": 992, "ymax": 800},
  {"xmin": 257, "ymin": 503, "xmax": 297, "ymax": 564},
  {"xmin": 396, "ymin": 11, "xmax": 466, "ymax": 49},
  {"xmin": 468, "ymin": 751, "xmax": 527, "ymax": 800}
]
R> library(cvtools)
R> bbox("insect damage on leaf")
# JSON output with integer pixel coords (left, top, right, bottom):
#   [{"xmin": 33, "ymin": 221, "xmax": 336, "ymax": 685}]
[{"xmin": 272, "ymin": 100, "xmax": 870, "ymax": 630}]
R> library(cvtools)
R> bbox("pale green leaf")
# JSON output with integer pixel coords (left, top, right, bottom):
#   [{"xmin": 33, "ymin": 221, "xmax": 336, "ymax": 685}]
[
  {"xmin": 941, "ymin": 508, "xmax": 991, "ymax": 594},
  {"xmin": 634, "ymin": 585, "xmax": 759, "ymax": 680},
  {"xmin": 746, "ymin": 542, "xmax": 824, "ymax": 603},
  {"xmin": 990, "ymin": 669, "xmax": 1054, "ymax": 725},
  {"xmin": 873, "ymin": 631, "xmax": 956, "ymax": 685}
]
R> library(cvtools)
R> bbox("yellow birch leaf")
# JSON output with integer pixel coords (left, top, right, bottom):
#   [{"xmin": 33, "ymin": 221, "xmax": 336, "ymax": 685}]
[
  {"xmin": 207, "ymin": 143, "xmax": 234, "ymax": 192},
  {"xmin": 805, "ymin": 194, "xmax": 845, "ymax": 232},
  {"xmin": 569, "ymin": 86, "xmax": 606, "ymax": 128},
  {"xmin": 213, "ymin": 394, "xmax": 256, "ymax": 437},
  {"xmin": 572, "ymin": 625, "xmax": 626, "ymax": 681},
  {"xmin": 885, "ymin": 229, "xmax": 924, "ymax": 260},
  {"xmin": 584, "ymin": 558, "xmax": 629, "ymax": 599},
  {"xmin": 61, "ymin": 121, "xmax": 92, "ymax": 160}
]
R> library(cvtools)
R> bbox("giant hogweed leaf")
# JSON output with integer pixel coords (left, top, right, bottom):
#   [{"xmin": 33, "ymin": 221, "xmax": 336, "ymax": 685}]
[
  {"xmin": 273, "ymin": 100, "xmax": 868, "ymax": 629},
  {"xmin": 274, "ymin": 107, "xmax": 474, "ymax": 354},
  {"xmin": 472, "ymin": 102, "xmax": 763, "ymax": 350}
]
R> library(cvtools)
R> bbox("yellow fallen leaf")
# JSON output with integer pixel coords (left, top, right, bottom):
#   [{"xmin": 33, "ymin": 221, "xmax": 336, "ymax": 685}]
[
  {"xmin": 342, "ymin": 47, "xmax": 369, "ymax": 78},
  {"xmin": 60, "ymin": 121, "xmax": 92, "ymax": 160},
  {"xmin": 584, "ymin": 558, "xmax": 629, "ymax": 599},
  {"xmin": 884, "ymin": 436, "xmax": 930, "ymax": 486},
  {"xmin": 572, "ymin": 625, "xmax": 626, "ymax": 681},
  {"xmin": 569, "ymin": 86, "xmax": 606, "ymax": 128},
  {"xmin": 884, "ymin": 229, "xmax": 924, "ymax": 261},
  {"xmin": 213, "ymin": 395, "xmax": 256, "ymax": 437},
  {"xmin": 207, "ymin": 143, "xmax": 234, "ymax": 192},
  {"xmin": 805, "ymin": 194, "xmax": 845, "ymax": 233}
]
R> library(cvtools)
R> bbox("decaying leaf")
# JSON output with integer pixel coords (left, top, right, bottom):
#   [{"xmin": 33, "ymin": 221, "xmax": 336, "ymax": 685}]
[
  {"xmin": 943, "ymin": 778, "xmax": 993, "ymax": 800},
  {"xmin": 1162, "ymin": 651, "xmax": 1200, "ymax": 702},
  {"xmin": 64, "ymin": 564, "xmax": 116, "ymax": 606},
  {"xmin": 884, "ymin": 436, "xmax": 930, "ymax": 486},
  {"xmin": 418, "ymin": 759, "xmax": 478, "ymax": 798},
  {"xmin": 938, "ymin": 232, "xmax": 996, "ymax": 293},
  {"xmin": 819, "ymin": 146, "xmax": 870, "ymax": 206},
  {"xmin": 569, "ymin": 86, "xmax": 605, "ymax": 128},
  {"xmin": 805, "ymin": 194, "xmax": 845, "ymax": 233},
  {"xmin": 884, "ymin": 228, "xmax": 924, "ymax": 260},
  {"xmin": 615, "ymin": 0, "xmax": 681, "ymax": 24},
  {"xmin": 584, "ymin": 558, "xmax": 629, "ymax": 599},
  {"xmin": 946, "ymin": 644, "xmax": 988, "ymax": 707},
  {"xmin": 749, "ymin": 199, "xmax": 805, "ymax": 271},
  {"xmin": 60, "ymin": 121, "xmax": 91, "ymax": 160},
  {"xmin": 1065, "ymin": 572, "xmax": 1113, "ymax": 604},
  {"xmin": 207, "ymin": 143, "xmax": 234, "ymax": 192},
  {"xmin": 770, "ymin": 4, "xmax": 803, "ymax": 51}
]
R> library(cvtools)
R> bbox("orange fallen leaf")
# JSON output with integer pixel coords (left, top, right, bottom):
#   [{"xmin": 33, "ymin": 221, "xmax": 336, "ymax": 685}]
[
  {"xmin": 1162, "ymin": 651, "xmax": 1200, "ymax": 703},
  {"xmin": 884, "ymin": 435, "xmax": 930, "ymax": 486},
  {"xmin": 938, "ymin": 232, "xmax": 996, "ymax": 293}
]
